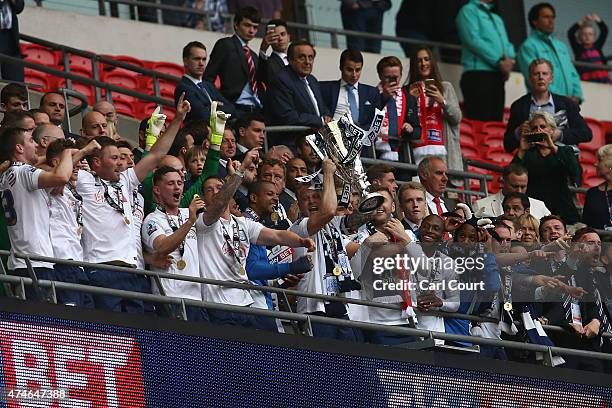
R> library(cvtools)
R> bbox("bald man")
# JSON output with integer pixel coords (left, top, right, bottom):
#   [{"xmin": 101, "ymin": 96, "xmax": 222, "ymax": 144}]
[
  {"xmin": 93, "ymin": 100, "xmax": 121, "ymax": 139},
  {"xmin": 32, "ymin": 124, "xmax": 65, "ymax": 157},
  {"xmin": 80, "ymin": 111, "xmax": 108, "ymax": 138}
]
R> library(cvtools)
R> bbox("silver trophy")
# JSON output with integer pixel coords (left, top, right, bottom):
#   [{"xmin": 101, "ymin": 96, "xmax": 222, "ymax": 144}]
[{"xmin": 299, "ymin": 109, "xmax": 386, "ymax": 214}]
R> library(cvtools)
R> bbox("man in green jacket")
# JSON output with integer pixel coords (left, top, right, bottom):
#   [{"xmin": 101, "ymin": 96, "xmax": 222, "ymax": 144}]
[
  {"xmin": 518, "ymin": 3, "xmax": 583, "ymax": 104},
  {"xmin": 456, "ymin": 0, "xmax": 516, "ymax": 121}
]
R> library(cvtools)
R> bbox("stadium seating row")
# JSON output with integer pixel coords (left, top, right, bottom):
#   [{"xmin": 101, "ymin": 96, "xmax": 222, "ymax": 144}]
[{"xmin": 19, "ymin": 42, "xmax": 608, "ymax": 193}]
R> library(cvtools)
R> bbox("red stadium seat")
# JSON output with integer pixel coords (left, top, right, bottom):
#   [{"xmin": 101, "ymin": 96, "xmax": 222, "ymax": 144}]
[
  {"xmin": 68, "ymin": 53, "xmax": 95, "ymax": 72},
  {"xmin": 582, "ymin": 118, "xmax": 606, "ymax": 154},
  {"xmin": 21, "ymin": 43, "xmax": 60, "ymax": 67},
  {"xmin": 24, "ymin": 68, "xmax": 52, "ymax": 91},
  {"xmin": 480, "ymin": 121, "xmax": 506, "ymax": 149},
  {"xmin": 603, "ymin": 121, "xmax": 612, "ymax": 144},
  {"xmin": 461, "ymin": 144, "xmax": 479, "ymax": 160},
  {"xmin": 484, "ymin": 148, "xmax": 514, "ymax": 165},
  {"xmin": 110, "ymin": 99, "xmax": 136, "ymax": 117},
  {"xmin": 103, "ymin": 69, "xmax": 139, "ymax": 88},
  {"xmin": 54, "ymin": 68, "xmax": 96, "ymax": 105},
  {"xmin": 152, "ymin": 62, "xmax": 183, "ymax": 78},
  {"xmin": 582, "ymin": 169, "xmax": 604, "ymax": 188},
  {"xmin": 139, "ymin": 77, "xmax": 177, "ymax": 97},
  {"xmin": 579, "ymin": 149, "xmax": 597, "ymax": 166}
]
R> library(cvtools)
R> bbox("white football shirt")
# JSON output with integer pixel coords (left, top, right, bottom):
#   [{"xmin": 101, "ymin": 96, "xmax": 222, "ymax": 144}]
[
  {"xmin": 49, "ymin": 184, "xmax": 83, "ymax": 261},
  {"xmin": 142, "ymin": 208, "xmax": 201, "ymax": 300},
  {"xmin": 290, "ymin": 216, "xmax": 352, "ymax": 314},
  {"xmin": 77, "ymin": 168, "xmax": 140, "ymax": 265},
  {"xmin": 196, "ymin": 215, "xmax": 263, "ymax": 306},
  {"xmin": 0, "ymin": 163, "xmax": 53, "ymax": 269}
]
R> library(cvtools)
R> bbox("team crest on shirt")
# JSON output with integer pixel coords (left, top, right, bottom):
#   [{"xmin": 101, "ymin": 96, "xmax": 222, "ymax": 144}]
[
  {"xmin": 146, "ymin": 221, "xmax": 158, "ymax": 236},
  {"xmin": 94, "ymin": 190, "xmax": 104, "ymax": 203}
]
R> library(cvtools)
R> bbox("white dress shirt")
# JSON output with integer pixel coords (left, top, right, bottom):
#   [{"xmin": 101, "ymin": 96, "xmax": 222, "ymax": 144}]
[
  {"xmin": 426, "ymin": 191, "xmax": 448, "ymax": 216},
  {"xmin": 333, "ymin": 80, "xmax": 360, "ymax": 121},
  {"xmin": 302, "ymin": 77, "xmax": 321, "ymax": 117}
]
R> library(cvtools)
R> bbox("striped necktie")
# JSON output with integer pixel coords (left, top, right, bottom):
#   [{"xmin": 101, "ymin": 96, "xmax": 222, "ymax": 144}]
[{"xmin": 243, "ymin": 45, "xmax": 258, "ymax": 98}]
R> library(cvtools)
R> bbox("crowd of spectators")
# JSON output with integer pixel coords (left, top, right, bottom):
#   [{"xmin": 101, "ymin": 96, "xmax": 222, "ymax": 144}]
[{"xmin": 0, "ymin": 3, "xmax": 610, "ymax": 372}]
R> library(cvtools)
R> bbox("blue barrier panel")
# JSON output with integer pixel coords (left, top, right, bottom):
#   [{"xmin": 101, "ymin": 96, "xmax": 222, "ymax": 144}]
[{"xmin": 0, "ymin": 304, "xmax": 610, "ymax": 407}]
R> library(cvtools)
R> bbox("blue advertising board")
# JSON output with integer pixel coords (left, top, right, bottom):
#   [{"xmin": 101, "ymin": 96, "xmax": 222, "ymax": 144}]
[{"xmin": 0, "ymin": 298, "xmax": 609, "ymax": 407}]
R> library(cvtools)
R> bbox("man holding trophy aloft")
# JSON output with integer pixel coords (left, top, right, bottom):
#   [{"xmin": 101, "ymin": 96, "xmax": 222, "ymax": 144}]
[{"xmin": 289, "ymin": 109, "xmax": 390, "ymax": 340}]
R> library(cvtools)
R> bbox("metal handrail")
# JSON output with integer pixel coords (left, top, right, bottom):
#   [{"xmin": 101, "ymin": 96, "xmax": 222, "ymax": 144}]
[
  {"xmin": 2, "ymin": 273, "xmax": 612, "ymax": 365},
  {"xmin": 0, "ymin": 52, "xmax": 174, "ymax": 108},
  {"xmin": 19, "ymin": 34, "xmax": 181, "ymax": 84},
  {"xmin": 19, "ymin": 32, "xmax": 180, "ymax": 102},
  {"xmin": 2, "ymin": 249, "xmax": 611, "ymax": 340},
  {"xmin": 87, "ymin": 0, "xmax": 612, "ymax": 73}
]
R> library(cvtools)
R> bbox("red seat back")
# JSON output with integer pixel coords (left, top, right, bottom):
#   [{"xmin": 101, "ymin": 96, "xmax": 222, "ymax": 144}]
[
  {"xmin": 582, "ymin": 118, "xmax": 606, "ymax": 152},
  {"xmin": 21, "ymin": 44, "xmax": 59, "ymax": 67}
]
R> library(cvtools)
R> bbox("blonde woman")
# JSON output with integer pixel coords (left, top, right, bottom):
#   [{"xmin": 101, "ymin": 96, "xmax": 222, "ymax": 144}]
[
  {"xmin": 512, "ymin": 111, "xmax": 581, "ymax": 225},
  {"xmin": 583, "ymin": 144, "xmax": 612, "ymax": 229},
  {"xmin": 517, "ymin": 214, "xmax": 540, "ymax": 244}
]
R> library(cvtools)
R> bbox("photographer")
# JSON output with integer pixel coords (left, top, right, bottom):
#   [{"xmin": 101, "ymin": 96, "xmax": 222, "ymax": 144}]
[
  {"xmin": 512, "ymin": 111, "xmax": 580, "ymax": 225},
  {"xmin": 504, "ymin": 58, "xmax": 592, "ymax": 153}
]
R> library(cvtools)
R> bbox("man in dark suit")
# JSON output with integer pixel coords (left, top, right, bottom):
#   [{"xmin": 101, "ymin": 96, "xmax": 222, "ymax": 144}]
[
  {"xmin": 174, "ymin": 41, "xmax": 235, "ymax": 124},
  {"xmin": 204, "ymin": 6, "xmax": 263, "ymax": 116},
  {"xmin": 0, "ymin": 0, "xmax": 24, "ymax": 82},
  {"xmin": 266, "ymin": 39, "xmax": 331, "ymax": 129},
  {"xmin": 504, "ymin": 58, "xmax": 592, "ymax": 153},
  {"xmin": 258, "ymin": 19, "xmax": 290, "ymax": 88},
  {"xmin": 319, "ymin": 49, "xmax": 382, "ymax": 129}
]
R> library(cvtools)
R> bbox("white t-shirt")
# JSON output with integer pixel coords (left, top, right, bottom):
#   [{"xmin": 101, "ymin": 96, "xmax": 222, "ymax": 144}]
[
  {"xmin": 196, "ymin": 215, "xmax": 263, "ymax": 306},
  {"xmin": 0, "ymin": 163, "xmax": 53, "ymax": 269},
  {"xmin": 142, "ymin": 208, "xmax": 201, "ymax": 300},
  {"xmin": 77, "ymin": 168, "xmax": 140, "ymax": 265},
  {"xmin": 290, "ymin": 216, "xmax": 352, "ymax": 315},
  {"xmin": 130, "ymin": 189, "xmax": 145, "ymax": 269},
  {"xmin": 49, "ymin": 184, "xmax": 83, "ymax": 261}
]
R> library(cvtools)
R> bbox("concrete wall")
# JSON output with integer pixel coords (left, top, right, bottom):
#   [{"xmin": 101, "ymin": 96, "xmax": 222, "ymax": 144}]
[{"xmin": 19, "ymin": 6, "xmax": 612, "ymax": 122}]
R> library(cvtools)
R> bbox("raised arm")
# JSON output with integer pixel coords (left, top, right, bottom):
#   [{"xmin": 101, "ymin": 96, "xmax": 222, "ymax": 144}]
[
  {"xmin": 202, "ymin": 149, "xmax": 258, "ymax": 225},
  {"xmin": 37, "ymin": 149, "xmax": 73, "ymax": 189},
  {"xmin": 256, "ymin": 228, "xmax": 315, "ymax": 250},
  {"xmin": 181, "ymin": 101, "xmax": 227, "ymax": 206},
  {"xmin": 134, "ymin": 93, "xmax": 191, "ymax": 181},
  {"xmin": 71, "ymin": 139, "xmax": 101, "ymax": 166},
  {"xmin": 306, "ymin": 159, "xmax": 337, "ymax": 236}
]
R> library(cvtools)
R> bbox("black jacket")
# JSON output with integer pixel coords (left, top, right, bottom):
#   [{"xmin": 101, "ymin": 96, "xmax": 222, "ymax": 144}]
[
  {"xmin": 503, "ymin": 93, "xmax": 592, "ymax": 153},
  {"xmin": 265, "ymin": 66, "xmax": 331, "ymax": 128},
  {"xmin": 203, "ymin": 35, "xmax": 262, "ymax": 104},
  {"xmin": 174, "ymin": 76, "xmax": 235, "ymax": 123}
]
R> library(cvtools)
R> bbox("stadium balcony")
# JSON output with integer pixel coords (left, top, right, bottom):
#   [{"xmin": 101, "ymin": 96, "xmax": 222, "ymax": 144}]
[
  {"xmin": 0, "ymin": 250, "xmax": 611, "ymax": 406},
  {"xmin": 1, "ymin": 4, "xmax": 611, "ymax": 405}
]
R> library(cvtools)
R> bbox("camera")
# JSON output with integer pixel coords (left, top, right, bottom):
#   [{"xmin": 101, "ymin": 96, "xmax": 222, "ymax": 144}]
[{"xmin": 526, "ymin": 133, "xmax": 545, "ymax": 143}]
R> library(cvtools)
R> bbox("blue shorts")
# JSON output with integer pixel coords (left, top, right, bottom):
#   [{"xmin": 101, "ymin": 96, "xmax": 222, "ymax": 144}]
[{"xmin": 84, "ymin": 267, "xmax": 153, "ymax": 314}]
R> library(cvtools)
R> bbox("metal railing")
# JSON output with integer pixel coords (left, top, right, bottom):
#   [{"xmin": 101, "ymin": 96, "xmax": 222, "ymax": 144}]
[
  {"xmin": 2, "ymin": 250, "xmax": 612, "ymax": 366},
  {"xmin": 0, "ymin": 53, "xmax": 172, "ymax": 109},
  {"xmin": 68, "ymin": 0, "xmax": 612, "ymax": 73}
]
